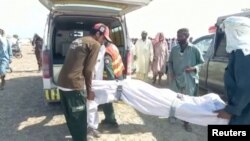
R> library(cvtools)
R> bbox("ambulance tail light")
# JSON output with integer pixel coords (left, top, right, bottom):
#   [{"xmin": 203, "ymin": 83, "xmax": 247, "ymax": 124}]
[{"xmin": 42, "ymin": 50, "xmax": 51, "ymax": 78}]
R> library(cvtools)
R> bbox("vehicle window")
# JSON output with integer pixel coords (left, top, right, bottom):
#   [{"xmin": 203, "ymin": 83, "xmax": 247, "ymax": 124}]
[
  {"xmin": 214, "ymin": 33, "xmax": 228, "ymax": 58},
  {"xmin": 53, "ymin": 29, "xmax": 89, "ymax": 63},
  {"xmin": 110, "ymin": 25, "xmax": 125, "ymax": 57},
  {"xmin": 110, "ymin": 26, "xmax": 124, "ymax": 47},
  {"xmin": 193, "ymin": 37, "xmax": 213, "ymax": 56},
  {"xmin": 69, "ymin": 30, "xmax": 84, "ymax": 38}
]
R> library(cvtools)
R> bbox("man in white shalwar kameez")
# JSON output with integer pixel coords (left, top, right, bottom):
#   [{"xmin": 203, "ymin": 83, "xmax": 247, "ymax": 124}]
[
  {"xmin": 88, "ymin": 44, "xmax": 105, "ymax": 138},
  {"xmin": 134, "ymin": 31, "xmax": 153, "ymax": 80}
]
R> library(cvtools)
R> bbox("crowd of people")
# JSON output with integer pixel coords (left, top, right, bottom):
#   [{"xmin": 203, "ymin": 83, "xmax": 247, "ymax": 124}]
[
  {"xmin": 1, "ymin": 16, "xmax": 250, "ymax": 141},
  {"xmin": 129, "ymin": 29, "xmax": 204, "ymax": 132},
  {"xmin": 130, "ymin": 31, "xmax": 194, "ymax": 84}
]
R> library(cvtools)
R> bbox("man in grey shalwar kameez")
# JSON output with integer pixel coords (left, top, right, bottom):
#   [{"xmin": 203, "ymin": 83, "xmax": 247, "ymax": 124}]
[{"xmin": 168, "ymin": 28, "xmax": 204, "ymax": 131}]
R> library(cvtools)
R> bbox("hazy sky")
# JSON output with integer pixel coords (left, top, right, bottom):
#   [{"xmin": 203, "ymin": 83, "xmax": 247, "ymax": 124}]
[
  {"xmin": 0, "ymin": 0, "xmax": 249, "ymax": 39},
  {"xmin": 126, "ymin": 0, "xmax": 249, "ymax": 38},
  {"xmin": 1, "ymin": 0, "xmax": 48, "ymax": 38}
]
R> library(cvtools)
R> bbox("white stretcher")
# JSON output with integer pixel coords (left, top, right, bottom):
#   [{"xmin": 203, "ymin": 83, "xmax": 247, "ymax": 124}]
[{"xmin": 88, "ymin": 79, "xmax": 229, "ymax": 129}]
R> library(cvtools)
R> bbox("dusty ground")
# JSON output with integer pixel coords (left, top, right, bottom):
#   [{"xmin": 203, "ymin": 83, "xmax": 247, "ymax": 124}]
[{"xmin": 0, "ymin": 45, "xmax": 207, "ymax": 141}]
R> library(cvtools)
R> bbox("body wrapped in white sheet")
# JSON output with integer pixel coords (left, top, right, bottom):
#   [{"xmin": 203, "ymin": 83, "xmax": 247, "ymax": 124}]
[{"xmin": 88, "ymin": 79, "xmax": 228, "ymax": 128}]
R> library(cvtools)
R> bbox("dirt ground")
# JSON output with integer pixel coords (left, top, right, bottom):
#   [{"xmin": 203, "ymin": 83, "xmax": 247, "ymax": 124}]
[{"xmin": 0, "ymin": 45, "xmax": 208, "ymax": 141}]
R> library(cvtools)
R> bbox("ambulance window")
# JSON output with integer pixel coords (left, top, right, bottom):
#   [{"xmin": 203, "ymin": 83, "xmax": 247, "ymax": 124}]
[
  {"xmin": 110, "ymin": 26, "xmax": 124, "ymax": 47},
  {"xmin": 110, "ymin": 24, "xmax": 125, "ymax": 60},
  {"xmin": 70, "ymin": 30, "xmax": 84, "ymax": 37}
]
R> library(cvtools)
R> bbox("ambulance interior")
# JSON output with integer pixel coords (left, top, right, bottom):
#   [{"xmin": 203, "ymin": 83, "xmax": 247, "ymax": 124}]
[{"xmin": 51, "ymin": 16, "xmax": 126, "ymax": 83}]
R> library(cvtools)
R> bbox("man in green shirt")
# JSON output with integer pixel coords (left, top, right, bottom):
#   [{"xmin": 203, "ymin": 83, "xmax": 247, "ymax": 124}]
[{"xmin": 168, "ymin": 28, "xmax": 204, "ymax": 132}]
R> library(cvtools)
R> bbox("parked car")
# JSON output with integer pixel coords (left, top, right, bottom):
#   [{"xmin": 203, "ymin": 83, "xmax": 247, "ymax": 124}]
[
  {"xmin": 192, "ymin": 34, "xmax": 214, "ymax": 60},
  {"xmin": 192, "ymin": 34, "xmax": 214, "ymax": 91},
  {"xmin": 39, "ymin": 0, "xmax": 153, "ymax": 102},
  {"xmin": 193, "ymin": 11, "xmax": 250, "ymax": 99}
]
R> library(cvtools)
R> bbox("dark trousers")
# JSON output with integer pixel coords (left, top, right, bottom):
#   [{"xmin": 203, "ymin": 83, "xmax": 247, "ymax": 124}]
[
  {"xmin": 102, "ymin": 103, "xmax": 116, "ymax": 123},
  {"xmin": 35, "ymin": 48, "xmax": 41, "ymax": 68},
  {"xmin": 59, "ymin": 90, "xmax": 87, "ymax": 141}
]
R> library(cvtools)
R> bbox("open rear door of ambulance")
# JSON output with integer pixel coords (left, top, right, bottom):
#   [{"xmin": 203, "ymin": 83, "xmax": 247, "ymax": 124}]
[{"xmin": 39, "ymin": 0, "xmax": 152, "ymax": 16}]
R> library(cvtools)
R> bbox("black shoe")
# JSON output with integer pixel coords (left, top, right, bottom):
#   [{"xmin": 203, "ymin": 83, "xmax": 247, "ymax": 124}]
[
  {"xmin": 99, "ymin": 120, "xmax": 120, "ymax": 133},
  {"xmin": 100, "ymin": 119, "xmax": 119, "ymax": 128}
]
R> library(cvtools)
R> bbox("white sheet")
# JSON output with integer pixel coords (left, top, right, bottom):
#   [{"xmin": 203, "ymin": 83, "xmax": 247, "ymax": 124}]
[
  {"xmin": 222, "ymin": 16, "xmax": 250, "ymax": 56},
  {"xmin": 88, "ymin": 79, "xmax": 229, "ymax": 129}
]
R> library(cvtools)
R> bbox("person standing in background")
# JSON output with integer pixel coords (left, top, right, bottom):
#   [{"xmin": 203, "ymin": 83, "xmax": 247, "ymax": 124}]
[
  {"xmin": 171, "ymin": 38, "xmax": 177, "ymax": 50},
  {"xmin": 134, "ymin": 31, "xmax": 153, "ymax": 81},
  {"xmin": 151, "ymin": 32, "xmax": 169, "ymax": 85},
  {"xmin": 0, "ymin": 28, "xmax": 12, "ymax": 90},
  {"xmin": 168, "ymin": 28, "xmax": 204, "ymax": 132},
  {"xmin": 32, "ymin": 34, "xmax": 43, "ymax": 71}
]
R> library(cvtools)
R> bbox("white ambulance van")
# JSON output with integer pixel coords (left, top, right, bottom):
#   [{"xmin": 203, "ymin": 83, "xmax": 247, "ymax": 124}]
[{"xmin": 39, "ymin": 0, "xmax": 153, "ymax": 102}]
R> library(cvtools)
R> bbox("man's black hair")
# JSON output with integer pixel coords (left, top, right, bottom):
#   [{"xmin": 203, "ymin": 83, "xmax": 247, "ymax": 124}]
[
  {"xmin": 141, "ymin": 31, "xmax": 147, "ymax": 35},
  {"xmin": 177, "ymin": 28, "xmax": 190, "ymax": 37}
]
